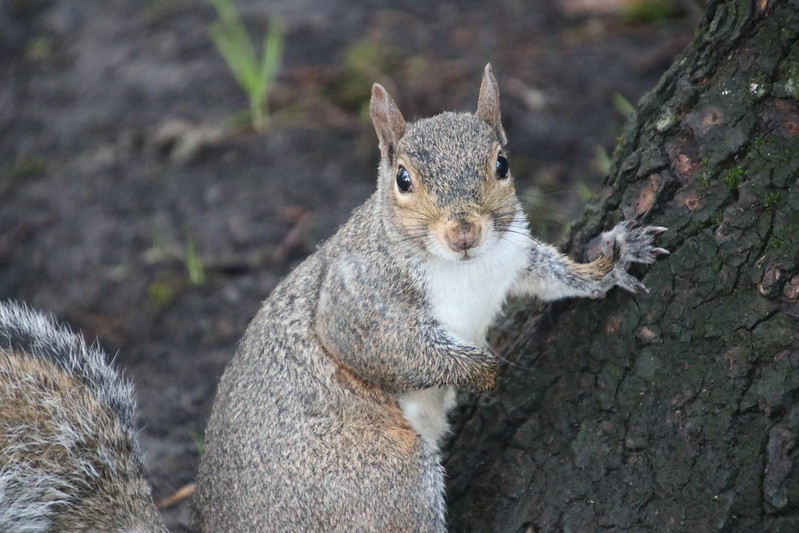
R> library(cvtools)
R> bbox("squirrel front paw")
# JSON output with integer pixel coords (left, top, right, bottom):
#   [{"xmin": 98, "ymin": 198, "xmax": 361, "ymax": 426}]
[{"xmin": 600, "ymin": 221, "xmax": 669, "ymax": 294}]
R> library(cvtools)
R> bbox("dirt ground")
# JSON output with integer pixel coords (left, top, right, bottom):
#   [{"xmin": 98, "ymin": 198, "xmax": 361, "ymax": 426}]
[{"xmin": 1, "ymin": 0, "xmax": 696, "ymax": 530}]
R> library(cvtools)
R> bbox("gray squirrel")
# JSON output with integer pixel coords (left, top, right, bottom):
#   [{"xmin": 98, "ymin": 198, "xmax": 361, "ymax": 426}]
[
  {"xmin": 194, "ymin": 64, "xmax": 668, "ymax": 532},
  {"xmin": 0, "ymin": 65, "xmax": 667, "ymax": 532},
  {"xmin": 0, "ymin": 300, "xmax": 167, "ymax": 532}
]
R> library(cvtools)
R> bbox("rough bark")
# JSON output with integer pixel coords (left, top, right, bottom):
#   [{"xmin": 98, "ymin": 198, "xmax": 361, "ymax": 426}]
[{"xmin": 446, "ymin": 1, "xmax": 799, "ymax": 531}]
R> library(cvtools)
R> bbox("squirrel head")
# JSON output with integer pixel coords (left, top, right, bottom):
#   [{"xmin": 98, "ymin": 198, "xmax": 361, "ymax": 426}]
[{"xmin": 369, "ymin": 64, "xmax": 520, "ymax": 262}]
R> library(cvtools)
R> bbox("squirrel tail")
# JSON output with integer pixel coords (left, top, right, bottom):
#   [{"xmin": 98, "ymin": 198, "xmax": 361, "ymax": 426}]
[{"xmin": 0, "ymin": 301, "xmax": 167, "ymax": 532}]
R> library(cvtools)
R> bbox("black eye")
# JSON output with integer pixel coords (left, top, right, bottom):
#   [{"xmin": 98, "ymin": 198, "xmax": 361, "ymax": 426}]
[
  {"xmin": 495, "ymin": 155, "xmax": 509, "ymax": 179},
  {"xmin": 396, "ymin": 166, "xmax": 413, "ymax": 192}
]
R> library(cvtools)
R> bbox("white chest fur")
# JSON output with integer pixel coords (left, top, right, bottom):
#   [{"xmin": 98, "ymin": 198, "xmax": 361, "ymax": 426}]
[
  {"xmin": 426, "ymin": 217, "xmax": 531, "ymax": 345},
  {"xmin": 399, "ymin": 214, "xmax": 532, "ymax": 448}
]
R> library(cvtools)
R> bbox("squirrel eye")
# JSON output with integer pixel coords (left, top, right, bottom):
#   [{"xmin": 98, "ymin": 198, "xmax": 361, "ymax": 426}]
[
  {"xmin": 396, "ymin": 166, "xmax": 413, "ymax": 193},
  {"xmin": 495, "ymin": 155, "xmax": 509, "ymax": 179}
]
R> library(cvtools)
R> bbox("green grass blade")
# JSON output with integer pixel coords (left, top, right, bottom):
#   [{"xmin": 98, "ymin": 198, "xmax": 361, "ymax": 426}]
[
  {"xmin": 207, "ymin": 0, "xmax": 285, "ymax": 130},
  {"xmin": 209, "ymin": 24, "xmax": 248, "ymax": 87},
  {"xmin": 208, "ymin": 0, "xmax": 259, "ymax": 90},
  {"xmin": 259, "ymin": 19, "xmax": 284, "ymax": 91},
  {"xmin": 252, "ymin": 19, "xmax": 284, "ymax": 124}
]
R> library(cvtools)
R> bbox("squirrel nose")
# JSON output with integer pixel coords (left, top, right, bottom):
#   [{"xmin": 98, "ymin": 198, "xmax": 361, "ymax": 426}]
[{"xmin": 445, "ymin": 222, "xmax": 481, "ymax": 252}]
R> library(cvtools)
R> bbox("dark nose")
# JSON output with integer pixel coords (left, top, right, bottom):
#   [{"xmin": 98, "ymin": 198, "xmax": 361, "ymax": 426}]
[{"xmin": 445, "ymin": 221, "xmax": 481, "ymax": 252}]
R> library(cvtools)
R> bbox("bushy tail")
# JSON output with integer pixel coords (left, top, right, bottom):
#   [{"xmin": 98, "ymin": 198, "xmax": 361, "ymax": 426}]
[{"xmin": 0, "ymin": 301, "xmax": 167, "ymax": 532}]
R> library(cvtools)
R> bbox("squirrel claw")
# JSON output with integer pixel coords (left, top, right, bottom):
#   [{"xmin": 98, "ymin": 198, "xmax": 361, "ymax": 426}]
[
  {"xmin": 644, "ymin": 226, "xmax": 668, "ymax": 236},
  {"xmin": 605, "ymin": 221, "xmax": 670, "ymax": 266},
  {"xmin": 598, "ymin": 220, "xmax": 668, "ymax": 294},
  {"xmin": 613, "ymin": 268, "xmax": 649, "ymax": 294}
]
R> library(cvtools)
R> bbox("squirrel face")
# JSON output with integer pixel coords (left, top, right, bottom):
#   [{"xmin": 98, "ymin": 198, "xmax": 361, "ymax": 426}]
[
  {"xmin": 370, "ymin": 65, "xmax": 521, "ymax": 262},
  {"xmin": 391, "ymin": 114, "xmax": 517, "ymax": 261}
]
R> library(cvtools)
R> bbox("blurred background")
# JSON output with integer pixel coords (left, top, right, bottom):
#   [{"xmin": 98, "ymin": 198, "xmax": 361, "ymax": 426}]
[{"xmin": 0, "ymin": 0, "xmax": 698, "ymax": 529}]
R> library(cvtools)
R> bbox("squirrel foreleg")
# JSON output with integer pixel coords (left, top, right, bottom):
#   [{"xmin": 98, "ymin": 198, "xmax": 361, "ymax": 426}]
[{"xmin": 513, "ymin": 221, "xmax": 669, "ymax": 302}]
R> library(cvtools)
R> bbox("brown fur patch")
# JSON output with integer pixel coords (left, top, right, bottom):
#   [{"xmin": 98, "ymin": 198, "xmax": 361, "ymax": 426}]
[
  {"xmin": 572, "ymin": 256, "xmax": 614, "ymax": 281},
  {"xmin": 0, "ymin": 349, "xmax": 118, "ymax": 460},
  {"xmin": 332, "ymin": 361, "xmax": 418, "ymax": 456},
  {"xmin": 1, "ymin": 349, "xmax": 85, "ymax": 437}
]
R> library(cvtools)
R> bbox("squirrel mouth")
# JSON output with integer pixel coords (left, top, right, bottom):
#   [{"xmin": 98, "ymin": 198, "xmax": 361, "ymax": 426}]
[{"xmin": 459, "ymin": 250, "xmax": 477, "ymax": 262}]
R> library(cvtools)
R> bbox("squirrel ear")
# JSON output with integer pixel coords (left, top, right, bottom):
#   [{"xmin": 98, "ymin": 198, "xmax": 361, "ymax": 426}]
[
  {"xmin": 476, "ymin": 63, "xmax": 507, "ymax": 145},
  {"xmin": 370, "ymin": 84, "xmax": 406, "ymax": 165}
]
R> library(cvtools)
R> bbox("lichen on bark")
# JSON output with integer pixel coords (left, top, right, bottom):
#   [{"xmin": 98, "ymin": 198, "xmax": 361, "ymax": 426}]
[{"xmin": 446, "ymin": 1, "xmax": 799, "ymax": 531}]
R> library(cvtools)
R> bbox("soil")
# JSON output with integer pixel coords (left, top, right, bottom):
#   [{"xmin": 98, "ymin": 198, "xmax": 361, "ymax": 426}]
[{"xmin": 1, "ymin": 1, "xmax": 695, "ymax": 530}]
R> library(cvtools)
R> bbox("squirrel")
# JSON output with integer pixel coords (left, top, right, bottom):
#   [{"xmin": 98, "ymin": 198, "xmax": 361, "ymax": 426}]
[
  {"xmin": 0, "ymin": 300, "xmax": 168, "ymax": 533},
  {"xmin": 194, "ymin": 64, "xmax": 668, "ymax": 532}
]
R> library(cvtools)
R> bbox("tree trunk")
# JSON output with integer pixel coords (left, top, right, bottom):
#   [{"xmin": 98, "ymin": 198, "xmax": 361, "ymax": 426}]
[{"xmin": 446, "ymin": 1, "xmax": 799, "ymax": 531}]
